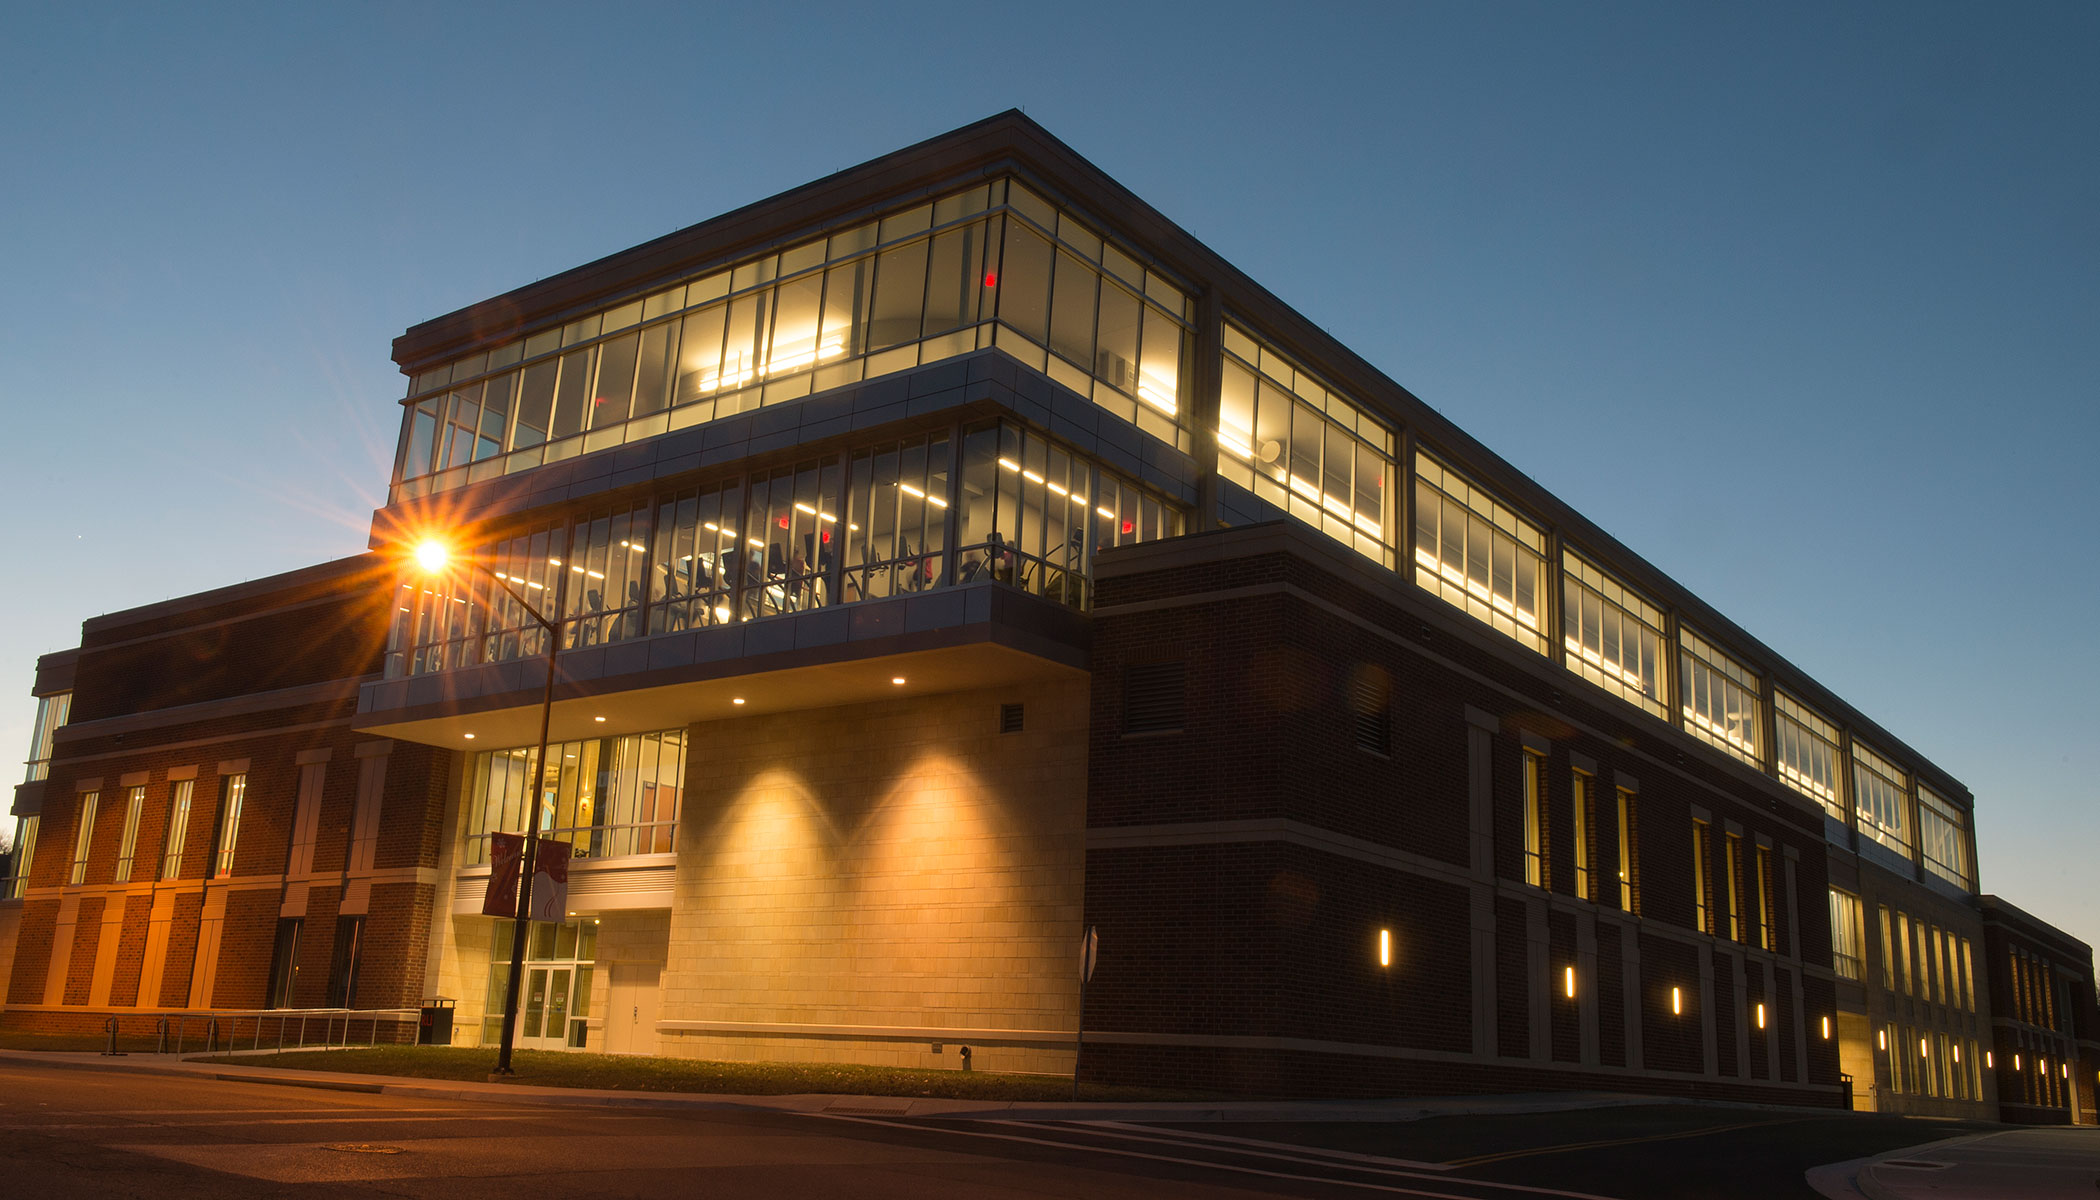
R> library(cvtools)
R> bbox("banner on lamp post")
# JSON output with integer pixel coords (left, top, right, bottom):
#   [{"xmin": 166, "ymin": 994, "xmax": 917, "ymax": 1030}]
[
  {"xmin": 527, "ymin": 838, "xmax": 571, "ymax": 922},
  {"xmin": 481, "ymin": 832, "xmax": 525, "ymax": 918}
]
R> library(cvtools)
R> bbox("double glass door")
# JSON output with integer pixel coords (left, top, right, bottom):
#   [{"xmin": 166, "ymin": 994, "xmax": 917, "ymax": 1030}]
[{"xmin": 486, "ymin": 919, "xmax": 597, "ymax": 1051}]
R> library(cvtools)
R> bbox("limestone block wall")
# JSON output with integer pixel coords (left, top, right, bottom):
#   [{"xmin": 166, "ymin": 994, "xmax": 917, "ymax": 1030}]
[{"xmin": 658, "ymin": 677, "xmax": 1087, "ymax": 1074}]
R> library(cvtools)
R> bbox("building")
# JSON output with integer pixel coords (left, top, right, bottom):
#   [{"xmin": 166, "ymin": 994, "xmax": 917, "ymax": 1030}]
[
  {"xmin": 0, "ymin": 112, "xmax": 2057, "ymax": 1109},
  {"xmin": 1981, "ymin": 895, "xmax": 2100, "ymax": 1124}
]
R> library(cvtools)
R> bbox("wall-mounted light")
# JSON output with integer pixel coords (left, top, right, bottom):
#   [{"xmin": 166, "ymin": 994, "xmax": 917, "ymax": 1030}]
[
  {"xmin": 1878, "ymin": 1029, "xmax": 1887, "ymax": 1051},
  {"xmin": 1820, "ymin": 1015, "xmax": 1831, "ymax": 1040},
  {"xmin": 1952, "ymin": 1044, "xmax": 1960, "ymax": 1064},
  {"xmin": 1756, "ymin": 1003, "xmax": 1766, "ymax": 1030},
  {"xmin": 1378, "ymin": 928, "xmax": 1391, "ymax": 968},
  {"xmin": 1920, "ymin": 1038, "xmax": 1929, "ymax": 1060},
  {"xmin": 1986, "ymin": 1051, "xmax": 1994, "ymax": 1068},
  {"xmin": 2014, "ymin": 1053, "xmax": 2022, "ymax": 1071},
  {"xmin": 1564, "ymin": 966, "xmax": 1576, "ymax": 999},
  {"xmin": 1671, "ymin": 986, "xmax": 1682, "ymax": 1015}
]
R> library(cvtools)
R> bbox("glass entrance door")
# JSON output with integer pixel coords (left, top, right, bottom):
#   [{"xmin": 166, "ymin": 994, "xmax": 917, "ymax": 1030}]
[{"xmin": 484, "ymin": 919, "xmax": 597, "ymax": 1050}]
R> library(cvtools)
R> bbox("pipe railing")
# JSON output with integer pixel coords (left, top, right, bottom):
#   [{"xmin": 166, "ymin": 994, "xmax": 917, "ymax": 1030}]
[{"xmin": 155, "ymin": 1007, "xmax": 424, "ymax": 1054}]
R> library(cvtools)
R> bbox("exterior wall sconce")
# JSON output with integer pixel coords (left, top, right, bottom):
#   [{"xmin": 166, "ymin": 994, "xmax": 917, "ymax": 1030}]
[
  {"xmin": 1378, "ymin": 928, "xmax": 1392, "ymax": 968},
  {"xmin": 1755, "ymin": 1003, "xmax": 1766, "ymax": 1030},
  {"xmin": 1820, "ymin": 1015, "xmax": 1831, "ymax": 1040},
  {"xmin": 1564, "ymin": 966, "xmax": 1576, "ymax": 999},
  {"xmin": 1671, "ymin": 986, "xmax": 1682, "ymax": 1015}
]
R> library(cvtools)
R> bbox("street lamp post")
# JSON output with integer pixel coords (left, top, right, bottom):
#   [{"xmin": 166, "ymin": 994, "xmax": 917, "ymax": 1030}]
[{"xmin": 414, "ymin": 540, "xmax": 565, "ymax": 1076}]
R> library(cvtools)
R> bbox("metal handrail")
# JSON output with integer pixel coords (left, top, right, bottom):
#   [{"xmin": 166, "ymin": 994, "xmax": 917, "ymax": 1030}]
[{"xmin": 157, "ymin": 1007, "xmax": 422, "ymax": 1054}]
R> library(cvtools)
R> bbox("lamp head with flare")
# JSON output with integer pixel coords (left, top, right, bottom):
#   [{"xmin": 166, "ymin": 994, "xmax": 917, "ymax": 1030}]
[{"xmin": 411, "ymin": 539, "xmax": 452, "ymax": 574}]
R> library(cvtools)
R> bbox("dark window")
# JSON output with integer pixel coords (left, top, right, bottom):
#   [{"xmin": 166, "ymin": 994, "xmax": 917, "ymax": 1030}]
[
  {"xmin": 266, "ymin": 918, "xmax": 302, "ymax": 1009},
  {"xmin": 999, "ymin": 703, "xmax": 1025, "ymax": 734},
  {"xmin": 327, "ymin": 916, "xmax": 365, "ymax": 1009},
  {"xmin": 1122, "ymin": 662, "xmax": 1185, "ymax": 736}
]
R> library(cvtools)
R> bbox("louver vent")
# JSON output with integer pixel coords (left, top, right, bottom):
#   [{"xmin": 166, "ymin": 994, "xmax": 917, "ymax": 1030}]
[
  {"xmin": 1122, "ymin": 662, "xmax": 1185, "ymax": 736},
  {"xmin": 1351, "ymin": 670, "xmax": 1392, "ymax": 756},
  {"xmin": 999, "ymin": 703, "xmax": 1025, "ymax": 734}
]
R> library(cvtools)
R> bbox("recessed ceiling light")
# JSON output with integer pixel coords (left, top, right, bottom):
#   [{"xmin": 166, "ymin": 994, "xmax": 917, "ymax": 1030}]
[{"xmin": 732, "ymin": 697, "xmax": 746, "ymax": 705}]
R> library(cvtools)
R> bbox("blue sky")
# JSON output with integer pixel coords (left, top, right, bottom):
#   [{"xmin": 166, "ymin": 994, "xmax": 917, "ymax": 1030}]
[{"xmin": 4, "ymin": 3, "xmax": 2094, "ymax": 946}]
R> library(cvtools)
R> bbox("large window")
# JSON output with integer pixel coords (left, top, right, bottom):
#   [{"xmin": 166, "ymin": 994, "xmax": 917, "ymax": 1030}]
[
  {"xmin": 1521, "ymin": 750, "xmax": 1545, "ymax": 887},
  {"xmin": 1830, "ymin": 888, "xmax": 1865, "ymax": 981},
  {"xmin": 1563, "ymin": 552, "xmax": 1668, "ymax": 718},
  {"xmin": 1918, "ymin": 787, "xmax": 1973, "ymax": 891},
  {"xmin": 69, "ymin": 791, "xmax": 98, "ymax": 886},
  {"xmin": 3, "ymin": 815, "xmax": 37, "ymax": 899},
  {"xmin": 212, "ymin": 774, "xmax": 247, "ymax": 878},
  {"xmin": 1217, "ymin": 322, "xmax": 1394, "ymax": 566},
  {"xmin": 1774, "ymin": 691, "xmax": 1843, "ymax": 821},
  {"xmin": 1680, "ymin": 627, "xmax": 1761, "ymax": 767},
  {"xmin": 391, "ymin": 424, "xmax": 1180, "ymax": 678},
  {"xmin": 114, "ymin": 786, "xmax": 145, "ymax": 883},
  {"xmin": 464, "ymin": 729, "xmax": 687, "ymax": 865},
  {"xmin": 24, "ymin": 691, "xmax": 68, "ymax": 782},
  {"xmin": 1852, "ymin": 741, "xmax": 1911, "ymax": 859},
  {"xmin": 1616, "ymin": 788, "xmax": 1639, "ymax": 913},
  {"xmin": 1691, "ymin": 818, "xmax": 1713, "ymax": 934},
  {"xmin": 160, "ymin": 780, "xmax": 193, "ymax": 881},
  {"xmin": 394, "ymin": 178, "xmax": 1195, "ymax": 501},
  {"xmin": 1413, "ymin": 455, "xmax": 1547, "ymax": 653}
]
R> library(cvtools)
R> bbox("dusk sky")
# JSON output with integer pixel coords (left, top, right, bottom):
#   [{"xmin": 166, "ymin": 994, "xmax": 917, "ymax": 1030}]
[{"xmin": 4, "ymin": 5, "xmax": 2094, "ymax": 945}]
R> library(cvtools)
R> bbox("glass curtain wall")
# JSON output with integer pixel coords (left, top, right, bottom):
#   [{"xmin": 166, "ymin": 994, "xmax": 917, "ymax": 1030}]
[
  {"xmin": 1563, "ymin": 552, "xmax": 1668, "ymax": 718},
  {"xmin": 1774, "ymin": 691, "xmax": 1844, "ymax": 821},
  {"xmin": 1852, "ymin": 741, "xmax": 1912, "ymax": 859},
  {"xmin": 1918, "ymin": 787, "xmax": 1973, "ymax": 889},
  {"xmin": 1413, "ymin": 454, "xmax": 1547, "ymax": 653},
  {"xmin": 464, "ymin": 729, "xmax": 686, "ymax": 864},
  {"xmin": 1217, "ymin": 322, "xmax": 1394, "ymax": 566},
  {"xmin": 1679, "ymin": 626, "xmax": 1761, "ymax": 767},
  {"xmin": 395, "ymin": 179, "xmax": 1195, "ymax": 501},
  {"xmin": 393, "ymin": 424, "xmax": 1179, "ymax": 678}
]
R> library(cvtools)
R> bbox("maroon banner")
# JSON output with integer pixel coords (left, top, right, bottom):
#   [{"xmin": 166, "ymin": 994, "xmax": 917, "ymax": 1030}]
[
  {"xmin": 482, "ymin": 832, "xmax": 525, "ymax": 918},
  {"xmin": 527, "ymin": 838, "xmax": 571, "ymax": 922}
]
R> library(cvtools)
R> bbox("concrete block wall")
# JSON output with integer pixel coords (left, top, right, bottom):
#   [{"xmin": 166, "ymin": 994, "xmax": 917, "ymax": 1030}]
[{"xmin": 657, "ymin": 678, "xmax": 1087, "ymax": 1075}]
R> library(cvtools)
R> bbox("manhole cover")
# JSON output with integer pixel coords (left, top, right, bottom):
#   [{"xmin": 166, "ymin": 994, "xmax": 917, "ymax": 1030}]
[{"xmin": 322, "ymin": 1144, "xmax": 405, "ymax": 1155}]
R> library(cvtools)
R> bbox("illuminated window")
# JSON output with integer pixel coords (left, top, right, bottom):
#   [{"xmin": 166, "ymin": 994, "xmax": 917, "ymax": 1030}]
[
  {"xmin": 464, "ymin": 729, "xmax": 687, "ymax": 864},
  {"xmin": 1852, "ymin": 741, "xmax": 1912, "ymax": 859},
  {"xmin": 1522, "ymin": 751, "xmax": 1546, "ymax": 887},
  {"xmin": 1218, "ymin": 322, "xmax": 1394, "ymax": 566},
  {"xmin": 211, "ymin": 774, "xmax": 247, "ymax": 878},
  {"xmin": 1774, "ymin": 691, "xmax": 1843, "ymax": 820},
  {"xmin": 1616, "ymin": 788, "xmax": 1640, "ymax": 913},
  {"xmin": 1680, "ymin": 627, "xmax": 1761, "ymax": 767},
  {"xmin": 1877, "ymin": 905, "xmax": 1894, "ymax": 990},
  {"xmin": 1571, "ymin": 771, "xmax": 1594, "ymax": 901},
  {"xmin": 1691, "ymin": 818, "xmax": 1713, "ymax": 935},
  {"xmin": 1562, "ymin": 552, "xmax": 1667, "ymax": 718},
  {"xmin": 113, "ymin": 786, "xmax": 145, "ymax": 884},
  {"xmin": 160, "ymin": 780, "xmax": 193, "ymax": 881},
  {"xmin": 69, "ymin": 791, "xmax": 98, "ymax": 886},
  {"xmin": 1412, "ymin": 455, "xmax": 1547, "ymax": 653},
  {"xmin": 1829, "ymin": 889, "xmax": 1865, "ymax": 982},
  {"xmin": 1897, "ymin": 912, "xmax": 1914, "ymax": 996},
  {"xmin": 1918, "ymin": 787, "xmax": 1973, "ymax": 891}
]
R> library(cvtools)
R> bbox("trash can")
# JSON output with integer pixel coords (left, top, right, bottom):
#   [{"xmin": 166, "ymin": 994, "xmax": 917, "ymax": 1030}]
[{"xmin": 418, "ymin": 998, "xmax": 456, "ymax": 1046}]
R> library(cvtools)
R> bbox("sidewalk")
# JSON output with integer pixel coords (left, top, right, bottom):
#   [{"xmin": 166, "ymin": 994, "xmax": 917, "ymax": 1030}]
[
  {"xmin": 1809, "ymin": 1126, "xmax": 2100, "ymax": 1200},
  {"xmin": 0, "ymin": 1045, "xmax": 1741, "ymax": 1123}
]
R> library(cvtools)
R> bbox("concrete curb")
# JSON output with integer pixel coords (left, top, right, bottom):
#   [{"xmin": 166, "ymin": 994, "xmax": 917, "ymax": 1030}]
[{"xmin": 0, "ymin": 1047, "xmax": 1851, "ymax": 1123}]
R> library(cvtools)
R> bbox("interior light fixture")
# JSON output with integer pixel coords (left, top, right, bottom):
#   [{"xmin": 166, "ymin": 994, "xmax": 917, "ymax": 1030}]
[
  {"xmin": 891, "ymin": 677, "xmax": 906, "ymax": 686},
  {"xmin": 463, "ymin": 733, "xmax": 476, "ymax": 740},
  {"xmin": 594, "ymin": 716, "xmax": 606, "ymax": 723},
  {"xmin": 732, "ymin": 698, "xmax": 746, "ymax": 706}
]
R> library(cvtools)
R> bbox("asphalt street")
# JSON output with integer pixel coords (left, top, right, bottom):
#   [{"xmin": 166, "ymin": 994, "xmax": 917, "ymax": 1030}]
[{"xmin": 6, "ymin": 1055, "xmax": 2090, "ymax": 1199}]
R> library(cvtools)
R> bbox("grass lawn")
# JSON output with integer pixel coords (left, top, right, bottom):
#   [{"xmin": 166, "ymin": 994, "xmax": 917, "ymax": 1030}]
[{"xmin": 194, "ymin": 1044, "xmax": 1208, "ymax": 1102}]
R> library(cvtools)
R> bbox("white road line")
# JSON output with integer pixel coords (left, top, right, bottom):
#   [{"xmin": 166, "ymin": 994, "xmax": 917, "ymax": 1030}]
[
  {"xmin": 1079, "ymin": 1121, "xmax": 1457, "ymax": 1171},
  {"xmin": 807, "ymin": 1112, "xmax": 1625, "ymax": 1200},
  {"xmin": 992, "ymin": 1121, "xmax": 1617, "ymax": 1198}
]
